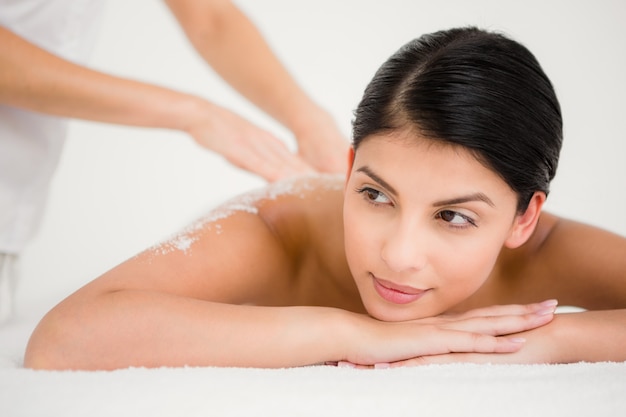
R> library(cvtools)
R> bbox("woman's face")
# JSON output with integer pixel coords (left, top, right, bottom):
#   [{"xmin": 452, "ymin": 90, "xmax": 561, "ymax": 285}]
[{"xmin": 343, "ymin": 132, "xmax": 522, "ymax": 322}]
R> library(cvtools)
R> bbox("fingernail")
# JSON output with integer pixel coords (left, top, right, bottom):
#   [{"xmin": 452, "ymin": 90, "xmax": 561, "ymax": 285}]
[
  {"xmin": 337, "ymin": 361, "xmax": 356, "ymax": 368},
  {"xmin": 540, "ymin": 299, "xmax": 558, "ymax": 308},
  {"xmin": 510, "ymin": 337, "xmax": 526, "ymax": 343},
  {"xmin": 374, "ymin": 363, "xmax": 390, "ymax": 369},
  {"xmin": 537, "ymin": 307, "xmax": 556, "ymax": 315}
]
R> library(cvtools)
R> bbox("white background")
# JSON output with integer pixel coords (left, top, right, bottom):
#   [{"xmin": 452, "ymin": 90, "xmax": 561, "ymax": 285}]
[{"xmin": 16, "ymin": 0, "xmax": 626, "ymax": 316}]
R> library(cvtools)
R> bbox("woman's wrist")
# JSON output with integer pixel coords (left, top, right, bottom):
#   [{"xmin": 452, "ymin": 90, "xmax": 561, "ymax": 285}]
[
  {"xmin": 261, "ymin": 306, "xmax": 367, "ymax": 367},
  {"xmin": 325, "ymin": 308, "xmax": 375, "ymax": 364}
]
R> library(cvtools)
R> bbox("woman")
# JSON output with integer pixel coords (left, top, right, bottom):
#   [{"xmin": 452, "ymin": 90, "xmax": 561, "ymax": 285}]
[{"xmin": 24, "ymin": 27, "xmax": 626, "ymax": 370}]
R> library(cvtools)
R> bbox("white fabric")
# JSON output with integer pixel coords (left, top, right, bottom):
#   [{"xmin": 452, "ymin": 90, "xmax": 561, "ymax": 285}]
[
  {"xmin": 0, "ymin": 363, "xmax": 624, "ymax": 417},
  {"xmin": 0, "ymin": 0, "xmax": 106, "ymax": 253},
  {"xmin": 0, "ymin": 317, "xmax": 625, "ymax": 417},
  {"xmin": 1, "ymin": 307, "xmax": 625, "ymax": 416}
]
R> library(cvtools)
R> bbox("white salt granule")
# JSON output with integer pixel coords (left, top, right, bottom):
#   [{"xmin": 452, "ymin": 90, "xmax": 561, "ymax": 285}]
[
  {"xmin": 172, "ymin": 235, "xmax": 194, "ymax": 252},
  {"xmin": 148, "ymin": 174, "xmax": 343, "ymax": 256}
]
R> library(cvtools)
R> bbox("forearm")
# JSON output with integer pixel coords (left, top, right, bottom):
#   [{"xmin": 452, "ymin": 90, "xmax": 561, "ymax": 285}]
[
  {"xmin": 0, "ymin": 26, "xmax": 205, "ymax": 132},
  {"xmin": 493, "ymin": 309, "xmax": 626, "ymax": 363},
  {"xmin": 25, "ymin": 286, "xmax": 556, "ymax": 370},
  {"xmin": 403, "ymin": 309, "xmax": 626, "ymax": 366},
  {"xmin": 165, "ymin": 0, "xmax": 327, "ymax": 135},
  {"xmin": 551, "ymin": 309, "xmax": 626, "ymax": 362},
  {"xmin": 24, "ymin": 290, "xmax": 352, "ymax": 370}
]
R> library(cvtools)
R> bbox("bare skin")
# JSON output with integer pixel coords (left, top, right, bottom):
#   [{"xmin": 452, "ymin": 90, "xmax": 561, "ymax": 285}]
[{"xmin": 24, "ymin": 137, "xmax": 626, "ymax": 370}]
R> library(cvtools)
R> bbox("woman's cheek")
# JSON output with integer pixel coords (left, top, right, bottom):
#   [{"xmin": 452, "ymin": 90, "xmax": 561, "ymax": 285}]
[
  {"xmin": 344, "ymin": 202, "xmax": 386, "ymax": 258},
  {"xmin": 436, "ymin": 238, "xmax": 501, "ymax": 300}
]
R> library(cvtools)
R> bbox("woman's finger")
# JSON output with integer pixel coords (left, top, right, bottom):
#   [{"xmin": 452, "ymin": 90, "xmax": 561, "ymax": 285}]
[
  {"xmin": 444, "ymin": 299, "xmax": 558, "ymax": 320},
  {"xmin": 439, "ymin": 308, "xmax": 555, "ymax": 336}
]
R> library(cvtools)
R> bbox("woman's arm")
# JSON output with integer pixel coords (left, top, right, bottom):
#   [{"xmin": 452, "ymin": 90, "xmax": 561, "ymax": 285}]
[
  {"xmin": 23, "ymin": 287, "xmax": 554, "ymax": 370},
  {"xmin": 0, "ymin": 25, "xmax": 311, "ymax": 180},
  {"xmin": 384, "ymin": 309, "xmax": 626, "ymax": 367}
]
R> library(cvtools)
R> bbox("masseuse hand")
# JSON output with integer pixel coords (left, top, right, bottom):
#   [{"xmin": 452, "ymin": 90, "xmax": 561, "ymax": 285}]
[
  {"xmin": 185, "ymin": 101, "xmax": 316, "ymax": 182},
  {"xmin": 332, "ymin": 300, "xmax": 558, "ymax": 369},
  {"xmin": 293, "ymin": 110, "xmax": 349, "ymax": 175}
]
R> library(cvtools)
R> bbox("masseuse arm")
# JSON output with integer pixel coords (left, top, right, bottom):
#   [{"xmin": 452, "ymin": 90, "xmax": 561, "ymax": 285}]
[
  {"xmin": 23, "ymin": 179, "xmax": 554, "ymax": 370},
  {"xmin": 164, "ymin": 0, "xmax": 348, "ymax": 174},
  {"xmin": 0, "ymin": 25, "xmax": 312, "ymax": 181}
]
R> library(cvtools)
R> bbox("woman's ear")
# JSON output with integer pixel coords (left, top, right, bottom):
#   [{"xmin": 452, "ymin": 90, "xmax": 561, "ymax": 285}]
[{"xmin": 504, "ymin": 192, "xmax": 546, "ymax": 249}]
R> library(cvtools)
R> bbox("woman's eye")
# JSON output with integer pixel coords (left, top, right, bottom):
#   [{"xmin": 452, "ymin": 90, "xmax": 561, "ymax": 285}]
[
  {"xmin": 358, "ymin": 187, "xmax": 391, "ymax": 205},
  {"xmin": 438, "ymin": 210, "xmax": 476, "ymax": 227}
]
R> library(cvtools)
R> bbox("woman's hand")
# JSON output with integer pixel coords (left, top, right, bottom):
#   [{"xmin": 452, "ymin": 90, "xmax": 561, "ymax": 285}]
[
  {"xmin": 375, "ymin": 308, "xmax": 626, "ymax": 367},
  {"xmin": 333, "ymin": 300, "xmax": 558, "ymax": 369}
]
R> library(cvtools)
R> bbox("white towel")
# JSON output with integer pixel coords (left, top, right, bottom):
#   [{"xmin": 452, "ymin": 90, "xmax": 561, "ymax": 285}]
[{"xmin": 1, "ymin": 315, "xmax": 625, "ymax": 417}]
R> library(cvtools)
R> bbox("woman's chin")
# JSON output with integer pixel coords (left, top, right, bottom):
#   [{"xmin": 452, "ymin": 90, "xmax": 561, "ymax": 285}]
[{"xmin": 364, "ymin": 302, "xmax": 432, "ymax": 322}]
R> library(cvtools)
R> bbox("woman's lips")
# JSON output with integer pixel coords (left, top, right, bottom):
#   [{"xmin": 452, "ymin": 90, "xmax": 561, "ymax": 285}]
[{"xmin": 372, "ymin": 275, "xmax": 429, "ymax": 304}]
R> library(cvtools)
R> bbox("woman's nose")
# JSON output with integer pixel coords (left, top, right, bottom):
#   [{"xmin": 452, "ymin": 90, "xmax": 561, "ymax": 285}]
[{"xmin": 380, "ymin": 222, "xmax": 428, "ymax": 273}]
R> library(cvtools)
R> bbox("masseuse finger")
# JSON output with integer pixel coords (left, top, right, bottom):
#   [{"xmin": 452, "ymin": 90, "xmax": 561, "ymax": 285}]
[{"xmin": 228, "ymin": 130, "xmax": 316, "ymax": 182}]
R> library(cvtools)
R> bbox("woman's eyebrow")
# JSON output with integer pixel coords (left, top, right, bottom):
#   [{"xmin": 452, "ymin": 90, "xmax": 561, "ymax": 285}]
[
  {"xmin": 355, "ymin": 166, "xmax": 494, "ymax": 207},
  {"xmin": 432, "ymin": 193, "xmax": 495, "ymax": 208},
  {"xmin": 355, "ymin": 166, "xmax": 397, "ymax": 195}
]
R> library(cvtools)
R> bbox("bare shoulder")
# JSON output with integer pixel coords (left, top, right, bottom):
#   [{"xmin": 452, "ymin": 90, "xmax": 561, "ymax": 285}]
[
  {"xmin": 255, "ymin": 174, "xmax": 346, "ymax": 244},
  {"xmin": 86, "ymin": 175, "xmax": 347, "ymax": 307},
  {"xmin": 496, "ymin": 212, "xmax": 626, "ymax": 309},
  {"xmin": 253, "ymin": 174, "xmax": 350, "ymax": 302}
]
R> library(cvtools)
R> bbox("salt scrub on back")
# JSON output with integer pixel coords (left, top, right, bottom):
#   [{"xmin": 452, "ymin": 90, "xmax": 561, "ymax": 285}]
[{"xmin": 149, "ymin": 174, "xmax": 343, "ymax": 256}]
